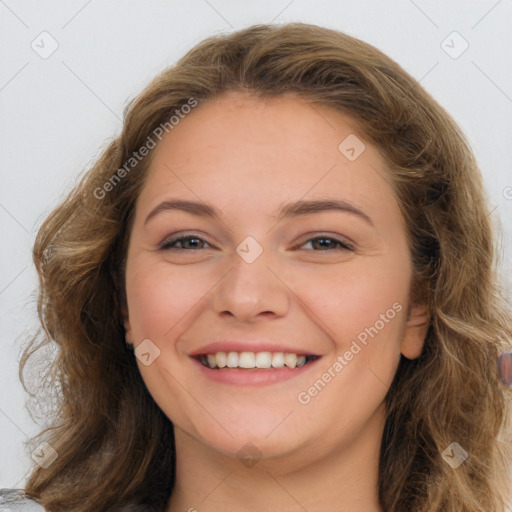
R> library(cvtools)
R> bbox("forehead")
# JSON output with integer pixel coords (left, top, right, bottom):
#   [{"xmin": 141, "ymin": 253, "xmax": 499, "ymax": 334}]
[
  {"xmin": 137, "ymin": 91, "xmax": 398, "ymax": 222},
  {"xmin": 152, "ymin": 91, "xmax": 366, "ymax": 165}
]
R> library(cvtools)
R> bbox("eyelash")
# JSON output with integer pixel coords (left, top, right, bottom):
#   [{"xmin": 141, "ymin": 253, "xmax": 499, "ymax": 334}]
[{"xmin": 159, "ymin": 233, "xmax": 354, "ymax": 252}]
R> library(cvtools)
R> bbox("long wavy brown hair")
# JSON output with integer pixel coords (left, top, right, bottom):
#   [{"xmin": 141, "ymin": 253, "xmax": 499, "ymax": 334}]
[{"xmin": 19, "ymin": 22, "xmax": 512, "ymax": 512}]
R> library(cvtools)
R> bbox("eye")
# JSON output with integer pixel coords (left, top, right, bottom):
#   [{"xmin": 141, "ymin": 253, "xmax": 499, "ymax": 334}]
[
  {"xmin": 159, "ymin": 234, "xmax": 212, "ymax": 251},
  {"xmin": 298, "ymin": 235, "xmax": 353, "ymax": 252},
  {"xmin": 159, "ymin": 233, "xmax": 354, "ymax": 252}
]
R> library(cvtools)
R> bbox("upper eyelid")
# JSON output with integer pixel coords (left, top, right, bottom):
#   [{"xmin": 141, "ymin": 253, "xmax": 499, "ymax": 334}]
[{"xmin": 159, "ymin": 232, "xmax": 215, "ymax": 248}]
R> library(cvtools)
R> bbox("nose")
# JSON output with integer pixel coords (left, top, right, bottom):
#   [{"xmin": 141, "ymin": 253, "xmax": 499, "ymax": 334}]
[{"xmin": 211, "ymin": 248, "xmax": 290, "ymax": 323}]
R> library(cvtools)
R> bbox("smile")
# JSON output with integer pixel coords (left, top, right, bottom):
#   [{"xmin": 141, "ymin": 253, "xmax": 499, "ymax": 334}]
[{"xmin": 196, "ymin": 351, "xmax": 320, "ymax": 369}]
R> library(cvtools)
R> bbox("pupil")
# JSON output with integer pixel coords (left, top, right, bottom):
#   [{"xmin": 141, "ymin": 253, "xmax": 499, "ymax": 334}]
[{"xmin": 314, "ymin": 238, "xmax": 332, "ymax": 249}]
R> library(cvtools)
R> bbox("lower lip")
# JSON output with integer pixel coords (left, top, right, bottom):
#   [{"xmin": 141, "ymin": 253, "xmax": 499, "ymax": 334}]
[{"xmin": 191, "ymin": 357, "xmax": 321, "ymax": 386}]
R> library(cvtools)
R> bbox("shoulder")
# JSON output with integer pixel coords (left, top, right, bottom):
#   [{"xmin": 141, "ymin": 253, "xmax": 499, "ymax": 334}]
[{"xmin": 0, "ymin": 489, "xmax": 45, "ymax": 512}]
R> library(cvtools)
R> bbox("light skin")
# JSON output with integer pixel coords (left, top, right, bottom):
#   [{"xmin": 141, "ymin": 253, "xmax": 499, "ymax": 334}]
[{"xmin": 122, "ymin": 91, "xmax": 429, "ymax": 512}]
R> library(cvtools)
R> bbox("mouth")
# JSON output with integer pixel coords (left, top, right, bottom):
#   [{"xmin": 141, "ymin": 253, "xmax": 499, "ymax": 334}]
[{"xmin": 194, "ymin": 351, "xmax": 321, "ymax": 370}]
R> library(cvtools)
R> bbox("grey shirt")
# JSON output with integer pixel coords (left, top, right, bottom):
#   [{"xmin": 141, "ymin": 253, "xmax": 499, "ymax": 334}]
[{"xmin": 0, "ymin": 490, "xmax": 45, "ymax": 512}]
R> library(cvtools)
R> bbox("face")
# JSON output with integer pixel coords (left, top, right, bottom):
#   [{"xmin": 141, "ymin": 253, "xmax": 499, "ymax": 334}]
[{"xmin": 123, "ymin": 91, "xmax": 428, "ymax": 464}]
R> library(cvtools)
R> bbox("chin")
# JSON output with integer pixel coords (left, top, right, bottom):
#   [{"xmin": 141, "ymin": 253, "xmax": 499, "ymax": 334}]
[{"xmin": 184, "ymin": 415, "xmax": 307, "ymax": 461}]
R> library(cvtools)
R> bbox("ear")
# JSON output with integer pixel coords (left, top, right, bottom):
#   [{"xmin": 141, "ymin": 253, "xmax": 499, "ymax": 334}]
[{"xmin": 400, "ymin": 303, "xmax": 429, "ymax": 360}]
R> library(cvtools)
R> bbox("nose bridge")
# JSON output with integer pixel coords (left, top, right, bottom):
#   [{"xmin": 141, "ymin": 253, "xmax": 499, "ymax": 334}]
[{"xmin": 212, "ymin": 239, "xmax": 289, "ymax": 320}]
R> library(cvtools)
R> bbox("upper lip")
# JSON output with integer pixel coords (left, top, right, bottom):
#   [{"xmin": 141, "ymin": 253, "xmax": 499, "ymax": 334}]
[{"xmin": 189, "ymin": 341, "xmax": 321, "ymax": 357}]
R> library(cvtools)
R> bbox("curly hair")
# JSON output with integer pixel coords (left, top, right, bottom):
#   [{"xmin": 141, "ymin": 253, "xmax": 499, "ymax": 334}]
[{"xmin": 19, "ymin": 22, "xmax": 512, "ymax": 512}]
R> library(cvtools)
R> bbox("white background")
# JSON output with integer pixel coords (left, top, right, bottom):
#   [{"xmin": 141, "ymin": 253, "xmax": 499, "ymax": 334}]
[{"xmin": 1, "ymin": 0, "xmax": 511, "ymax": 498}]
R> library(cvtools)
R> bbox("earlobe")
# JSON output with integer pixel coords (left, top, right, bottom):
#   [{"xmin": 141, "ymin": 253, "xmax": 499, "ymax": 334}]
[{"xmin": 400, "ymin": 304, "xmax": 429, "ymax": 360}]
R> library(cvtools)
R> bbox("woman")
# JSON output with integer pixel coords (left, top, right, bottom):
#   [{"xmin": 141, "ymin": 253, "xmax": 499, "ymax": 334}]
[{"xmin": 2, "ymin": 22, "xmax": 511, "ymax": 512}]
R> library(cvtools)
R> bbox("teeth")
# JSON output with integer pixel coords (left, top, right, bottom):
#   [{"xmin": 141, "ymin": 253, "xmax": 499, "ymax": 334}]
[
  {"xmin": 216, "ymin": 351, "xmax": 227, "ymax": 368},
  {"xmin": 199, "ymin": 351, "xmax": 315, "ymax": 369},
  {"xmin": 284, "ymin": 353, "xmax": 297, "ymax": 368},
  {"xmin": 238, "ymin": 352, "xmax": 255, "ymax": 368},
  {"xmin": 255, "ymin": 351, "xmax": 272, "ymax": 368},
  {"xmin": 226, "ymin": 352, "xmax": 238, "ymax": 368},
  {"xmin": 272, "ymin": 352, "xmax": 285, "ymax": 368}
]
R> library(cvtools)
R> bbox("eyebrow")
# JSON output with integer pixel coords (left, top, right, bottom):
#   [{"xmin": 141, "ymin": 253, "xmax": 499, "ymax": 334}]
[{"xmin": 144, "ymin": 198, "xmax": 374, "ymax": 226}]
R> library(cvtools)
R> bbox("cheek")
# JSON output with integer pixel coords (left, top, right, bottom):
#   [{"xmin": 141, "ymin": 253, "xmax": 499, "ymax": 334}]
[
  {"xmin": 293, "ymin": 259, "xmax": 408, "ymax": 423},
  {"xmin": 295, "ymin": 258, "xmax": 409, "ymax": 337},
  {"xmin": 125, "ymin": 258, "xmax": 207, "ymax": 341},
  {"xmin": 287, "ymin": 252, "xmax": 410, "ymax": 392}
]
